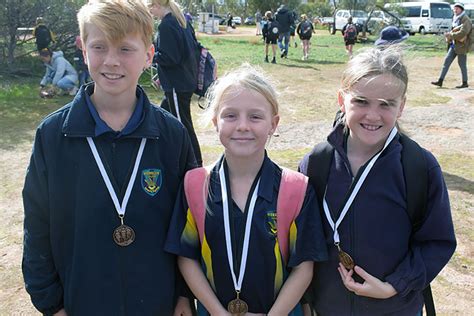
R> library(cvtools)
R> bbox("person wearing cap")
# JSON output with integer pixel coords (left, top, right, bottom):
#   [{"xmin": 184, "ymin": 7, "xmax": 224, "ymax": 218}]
[
  {"xmin": 375, "ymin": 25, "xmax": 409, "ymax": 46},
  {"xmin": 431, "ymin": 2, "xmax": 472, "ymax": 89}
]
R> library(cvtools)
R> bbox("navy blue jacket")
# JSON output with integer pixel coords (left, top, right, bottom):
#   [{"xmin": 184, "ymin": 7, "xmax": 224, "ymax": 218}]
[
  {"xmin": 22, "ymin": 84, "xmax": 196, "ymax": 315},
  {"xmin": 299, "ymin": 125, "xmax": 456, "ymax": 315},
  {"xmin": 275, "ymin": 6, "xmax": 294, "ymax": 33},
  {"xmin": 154, "ymin": 13, "xmax": 197, "ymax": 93}
]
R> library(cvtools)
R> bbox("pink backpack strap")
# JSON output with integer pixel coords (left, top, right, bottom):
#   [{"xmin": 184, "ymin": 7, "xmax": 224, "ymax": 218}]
[
  {"xmin": 183, "ymin": 167, "xmax": 210, "ymax": 243},
  {"xmin": 277, "ymin": 168, "xmax": 309, "ymax": 264}
]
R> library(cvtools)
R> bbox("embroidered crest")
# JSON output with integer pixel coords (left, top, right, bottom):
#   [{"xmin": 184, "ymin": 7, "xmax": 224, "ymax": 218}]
[
  {"xmin": 142, "ymin": 169, "xmax": 162, "ymax": 196},
  {"xmin": 266, "ymin": 211, "xmax": 277, "ymax": 237}
]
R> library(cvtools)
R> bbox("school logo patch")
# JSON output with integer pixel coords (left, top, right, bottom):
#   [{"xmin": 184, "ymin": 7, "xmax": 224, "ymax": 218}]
[
  {"xmin": 142, "ymin": 169, "xmax": 162, "ymax": 196},
  {"xmin": 266, "ymin": 211, "xmax": 277, "ymax": 237}
]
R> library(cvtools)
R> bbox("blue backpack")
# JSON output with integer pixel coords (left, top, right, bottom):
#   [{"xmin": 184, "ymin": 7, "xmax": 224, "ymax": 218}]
[
  {"xmin": 190, "ymin": 24, "xmax": 217, "ymax": 108},
  {"xmin": 195, "ymin": 42, "xmax": 217, "ymax": 100}
]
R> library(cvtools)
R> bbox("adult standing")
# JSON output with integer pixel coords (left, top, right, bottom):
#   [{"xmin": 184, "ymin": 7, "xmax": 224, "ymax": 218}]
[
  {"xmin": 275, "ymin": 4, "xmax": 295, "ymax": 58},
  {"xmin": 431, "ymin": 3, "xmax": 472, "ymax": 88},
  {"xmin": 150, "ymin": 0, "xmax": 202, "ymax": 166},
  {"xmin": 255, "ymin": 10, "xmax": 262, "ymax": 35}
]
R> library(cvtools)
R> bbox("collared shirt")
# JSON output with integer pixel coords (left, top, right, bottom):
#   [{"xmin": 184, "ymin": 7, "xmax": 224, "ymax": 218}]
[
  {"xmin": 165, "ymin": 154, "xmax": 328, "ymax": 314},
  {"xmin": 85, "ymin": 85, "xmax": 144, "ymax": 137}
]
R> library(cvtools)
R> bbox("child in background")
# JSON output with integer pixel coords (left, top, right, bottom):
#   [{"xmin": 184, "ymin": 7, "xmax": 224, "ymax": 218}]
[
  {"xmin": 165, "ymin": 64, "xmax": 328, "ymax": 315},
  {"xmin": 299, "ymin": 47, "xmax": 456, "ymax": 315},
  {"xmin": 22, "ymin": 1, "xmax": 196, "ymax": 315},
  {"xmin": 296, "ymin": 14, "xmax": 315, "ymax": 61},
  {"xmin": 342, "ymin": 16, "xmax": 357, "ymax": 58},
  {"xmin": 262, "ymin": 11, "xmax": 279, "ymax": 64},
  {"xmin": 73, "ymin": 35, "xmax": 90, "ymax": 87}
]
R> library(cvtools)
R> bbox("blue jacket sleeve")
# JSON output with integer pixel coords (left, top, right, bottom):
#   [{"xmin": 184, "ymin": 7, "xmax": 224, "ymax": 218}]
[
  {"xmin": 51, "ymin": 57, "xmax": 67, "ymax": 86},
  {"xmin": 154, "ymin": 21, "xmax": 184, "ymax": 66},
  {"xmin": 385, "ymin": 152, "xmax": 456, "ymax": 297},
  {"xmin": 22, "ymin": 127, "xmax": 64, "ymax": 315},
  {"xmin": 40, "ymin": 67, "xmax": 53, "ymax": 87}
]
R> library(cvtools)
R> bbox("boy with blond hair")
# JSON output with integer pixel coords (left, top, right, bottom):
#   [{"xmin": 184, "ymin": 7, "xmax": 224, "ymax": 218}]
[{"xmin": 22, "ymin": 1, "xmax": 196, "ymax": 315}]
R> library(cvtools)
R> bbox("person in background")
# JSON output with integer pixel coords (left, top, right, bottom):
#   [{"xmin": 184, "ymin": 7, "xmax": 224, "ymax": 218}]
[
  {"xmin": 73, "ymin": 35, "xmax": 90, "ymax": 87},
  {"xmin": 262, "ymin": 11, "xmax": 279, "ymax": 64},
  {"xmin": 23, "ymin": 1, "xmax": 197, "ymax": 315},
  {"xmin": 39, "ymin": 48, "xmax": 78, "ymax": 96},
  {"xmin": 374, "ymin": 25, "xmax": 409, "ymax": 46},
  {"xmin": 150, "ymin": 0, "xmax": 202, "ymax": 166},
  {"xmin": 33, "ymin": 17, "xmax": 55, "ymax": 51},
  {"xmin": 342, "ymin": 16, "xmax": 357, "ymax": 59},
  {"xmin": 255, "ymin": 10, "xmax": 262, "ymax": 35},
  {"xmin": 275, "ymin": 4, "xmax": 295, "ymax": 58},
  {"xmin": 296, "ymin": 14, "xmax": 315, "ymax": 61},
  {"xmin": 431, "ymin": 2, "xmax": 472, "ymax": 89}
]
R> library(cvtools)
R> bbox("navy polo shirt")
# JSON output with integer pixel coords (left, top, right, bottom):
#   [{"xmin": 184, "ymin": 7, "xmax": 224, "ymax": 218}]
[
  {"xmin": 165, "ymin": 154, "xmax": 328, "ymax": 314},
  {"xmin": 84, "ymin": 85, "xmax": 147, "ymax": 198}
]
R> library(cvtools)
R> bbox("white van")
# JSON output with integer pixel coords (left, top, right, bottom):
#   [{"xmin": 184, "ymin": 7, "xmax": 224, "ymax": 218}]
[
  {"xmin": 462, "ymin": 4, "xmax": 473, "ymax": 20},
  {"xmin": 385, "ymin": 1, "xmax": 452, "ymax": 35}
]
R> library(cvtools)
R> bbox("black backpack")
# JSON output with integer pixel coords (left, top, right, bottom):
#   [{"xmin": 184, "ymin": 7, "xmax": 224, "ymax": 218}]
[
  {"xmin": 305, "ymin": 125, "xmax": 436, "ymax": 316},
  {"xmin": 35, "ymin": 25, "xmax": 52, "ymax": 50},
  {"xmin": 299, "ymin": 20, "xmax": 312, "ymax": 36},
  {"xmin": 266, "ymin": 20, "xmax": 280, "ymax": 41}
]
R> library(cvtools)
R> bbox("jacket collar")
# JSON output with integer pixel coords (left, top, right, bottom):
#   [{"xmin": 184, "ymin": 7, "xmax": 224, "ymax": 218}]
[
  {"xmin": 61, "ymin": 83, "xmax": 161, "ymax": 139},
  {"xmin": 210, "ymin": 152, "xmax": 276, "ymax": 203}
]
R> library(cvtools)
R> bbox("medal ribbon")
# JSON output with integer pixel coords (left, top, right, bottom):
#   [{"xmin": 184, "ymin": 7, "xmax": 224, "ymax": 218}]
[
  {"xmin": 87, "ymin": 137, "xmax": 147, "ymax": 217},
  {"xmin": 219, "ymin": 161, "xmax": 260, "ymax": 292},
  {"xmin": 323, "ymin": 127, "xmax": 398, "ymax": 244}
]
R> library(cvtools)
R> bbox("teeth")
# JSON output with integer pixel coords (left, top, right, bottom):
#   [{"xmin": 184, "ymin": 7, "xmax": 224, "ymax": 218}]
[
  {"xmin": 103, "ymin": 73, "xmax": 122, "ymax": 80},
  {"xmin": 362, "ymin": 124, "xmax": 380, "ymax": 131}
]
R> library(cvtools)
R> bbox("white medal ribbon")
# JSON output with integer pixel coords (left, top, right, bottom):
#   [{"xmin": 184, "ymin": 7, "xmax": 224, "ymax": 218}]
[
  {"xmin": 323, "ymin": 127, "xmax": 398, "ymax": 244},
  {"xmin": 87, "ymin": 137, "xmax": 147, "ymax": 217},
  {"xmin": 219, "ymin": 161, "xmax": 260, "ymax": 292}
]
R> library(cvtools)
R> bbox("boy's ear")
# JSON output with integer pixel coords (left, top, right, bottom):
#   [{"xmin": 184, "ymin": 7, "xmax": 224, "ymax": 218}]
[
  {"xmin": 337, "ymin": 89, "xmax": 346, "ymax": 112},
  {"xmin": 82, "ymin": 47, "xmax": 88, "ymax": 65},
  {"xmin": 145, "ymin": 44, "xmax": 155, "ymax": 68}
]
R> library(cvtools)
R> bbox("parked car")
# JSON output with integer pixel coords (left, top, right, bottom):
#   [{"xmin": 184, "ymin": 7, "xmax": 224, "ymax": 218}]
[
  {"xmin": 330, "ymin": 9, "xmax": 376, "ymax": 35},
  {"xmin": 232, "ymin": 16, "xmax": 242, "ymax": 25},
  {"xmin": 207, "ymin": 13, "xmax": 227, "ymax": 25},
  {"xmin": 244, "ymin": 16, "xmax": 255, "ymax": 25}
]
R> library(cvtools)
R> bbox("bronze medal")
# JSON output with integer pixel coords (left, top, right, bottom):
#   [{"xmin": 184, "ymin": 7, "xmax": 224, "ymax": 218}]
[
  {"xmin": 113, "ymin": 224, "xmax": 135, "ymax": 246},
  {"xmin": 227, "ymin": 292, "xmax": 248, "ymax": 315},
  {"xmin": 336, "ymin": 244, "xmax": 355, "ymax": 270}
]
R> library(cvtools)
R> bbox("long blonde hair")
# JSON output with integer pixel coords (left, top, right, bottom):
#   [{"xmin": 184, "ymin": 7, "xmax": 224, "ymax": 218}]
[{"xmin": 152, "ymin": 0, "xmax": 186, "ymax": 28}]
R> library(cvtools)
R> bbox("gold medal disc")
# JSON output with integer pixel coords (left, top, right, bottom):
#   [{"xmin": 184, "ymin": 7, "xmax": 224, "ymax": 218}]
[
  {"xmin": 113, "ymin": 224, "xmax": 135, "ymax": 246},
  {"xmin": 338, "ymin": 249, "xmax": 355, "ymax": 270},
  {"xmin": 227, "ymin": 298, "xmax": 248, "ymax": 315}
]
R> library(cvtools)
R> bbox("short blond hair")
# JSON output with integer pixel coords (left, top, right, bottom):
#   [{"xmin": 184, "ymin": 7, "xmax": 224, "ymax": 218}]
[
  {"xmin": 78, "ymin": 0, "xmax": 154, "ymax": 47},
  {"xmin": 202, "ymin": 63, "xmax": 279, "ymax": 125}
]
